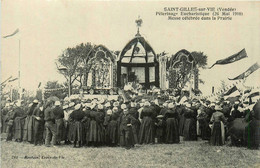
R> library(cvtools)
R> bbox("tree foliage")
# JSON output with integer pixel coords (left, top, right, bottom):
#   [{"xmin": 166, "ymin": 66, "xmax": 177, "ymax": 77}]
[
  {"xmin": 191, "ymin": 51, "xmax": 208, "ymax": 69},
  {"xmin": 44, "ymin": 81, "xmax": 66, "ymax": 99},
  {"xmin": 57, "ymin": 43, "xmax": 95, "ymax": 93}
]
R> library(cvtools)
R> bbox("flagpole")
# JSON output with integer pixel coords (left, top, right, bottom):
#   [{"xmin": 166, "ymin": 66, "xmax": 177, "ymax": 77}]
[{"xmin": 19, "ymin": 39, "xmax": 21, "ymax": 100}]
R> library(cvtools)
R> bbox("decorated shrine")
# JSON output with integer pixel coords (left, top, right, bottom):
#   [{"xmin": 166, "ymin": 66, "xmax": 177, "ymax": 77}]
[
  {"xmin": 116, "ymin": 18, "xmax": 159, "ymax": 88},
  {"xmin": 79, "ymin": 17, "xmax": 199, "ymax": 94}
]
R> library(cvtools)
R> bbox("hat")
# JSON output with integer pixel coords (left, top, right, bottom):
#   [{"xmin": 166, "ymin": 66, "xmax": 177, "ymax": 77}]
[
  {"xmin": 112, "ymin": 107, "xmax": 118, "ymax": 112},
  {"xmin": 168, "ymin": 103, "xmax": 174, "ymax": 109},
  {"xmin": 75, "ymin": 104, "xmax": 81, "ymax": 110},
  {"xmin": 215, "ymin": 105, "xmax": 222, "ymax": 111},
  {"xmin": 113, "ymin": 102, "xmax": 119, "ymax": 107},
  {"xmin": 121, "ymin": 104, "xmax": 127, "ymax": 110},
  {"xmin": 163, "ymin": 103, "xmax": 168, "ymax": 107},
  {"xmin": 69, "ymin": 102, "xmax": 75, "ymax": 107},
  {"xmin": 98, "ymin": 104, "xmax": 104, "ymax": 110},
  {"xmin": 64, "ymin": 97, "xmax": 70, "ymax": 102},
  {"xmin": 55, "ymin": 101, "xmax": 61, "ymax": 106},
  {"xmin": 107, "ymin": 109, "xmax": 112, "ymax": 115},
  {"xmin": 104, "ymin": 102, "xmax": 111, "ymax": 107},
  {"xmin": 130, "ymin": 102, "xmax": 136, "ymax": 108},
  {"xmin": 63, "ymin": 105, "xmax": 68, "ymax": 110},
  {"xmin": 99, "ymin": 98, "xmax": 105, "ymax": 104},
  {"xmin": 186, "ymin": 103, "xmax": 191, "ymax": 108},
  {"xmin": 210, "ymin": 103, "xmax": 216, "ymax": 107},
  {"xmin": 144, "ymin": 101, "xmax": 150, "ymax": 106},
  {"xmin": 33, "ymin": 99, "xmax": 39, "ymax": 104},
  {"xmin": 90, "ymin": 103, "xmax": 96, "ymax": 109},
  {"xmin": 235, "ymin": 101, "xmax": 239, "ymax": 105}
]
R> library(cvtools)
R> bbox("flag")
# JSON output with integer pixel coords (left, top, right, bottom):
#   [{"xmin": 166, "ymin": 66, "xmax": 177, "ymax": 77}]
[
  {"xmin": 8, "ymin": 78, "xmax": 18, "ymax": 82},
  {"xmin": 224, "ymin": 86, "xmax": 237, "ymax": 96},
  {"xmin": 209, "ymin": 49, "xmax": 247, "ymax": 69},
  {"xmin": 38, "ymin": 82, "xmax": 42, "ymax": 88},
  {"xmin": 2, "ymin": 29, "xmax": 19, "ymax": 38},
  {"xmin": 224, "ymin": 90, "xmax": 240, "ymax": 100},
  {"xmin": 229, "ymin": 62, "xmax": 260, "ymax": 80}
]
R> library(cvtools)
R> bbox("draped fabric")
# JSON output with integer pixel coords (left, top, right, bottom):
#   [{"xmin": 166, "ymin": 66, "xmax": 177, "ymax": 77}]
[
  {"xmin": 88, "ymin": 111, "xmax": 105, "ymax": 143},
  {"xmin": 23, "ymin": 116, "xmax": 34, "ymax": 142},
  {"xmin": 139, "ymin": 107, "xmax": 156, "ymax": 144},
  {"xmin": 210, "ymin": 121, "xmax": 225, "ymax": 146},
  {"xmin": 14, "ymin": 117, "xmax": 25, "ymax": 140},
  {"xmin": 71, "ymin": 121, "xmax": 83, "ymax": 142},
  {"xmin": 165, "ymin": 118, "xmax": 179, "ymax": 143}
]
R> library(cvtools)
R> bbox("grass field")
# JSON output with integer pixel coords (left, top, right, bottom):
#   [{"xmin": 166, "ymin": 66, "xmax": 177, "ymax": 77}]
[{"xmin": 1, "ymin": 138, "xmax": 260, "ymax": 168}]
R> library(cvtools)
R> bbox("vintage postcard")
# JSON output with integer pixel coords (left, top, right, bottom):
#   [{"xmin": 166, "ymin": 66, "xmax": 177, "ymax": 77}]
[{"xmin": 1, "ymin": 1, "xmax": 260, "ymax": 168}]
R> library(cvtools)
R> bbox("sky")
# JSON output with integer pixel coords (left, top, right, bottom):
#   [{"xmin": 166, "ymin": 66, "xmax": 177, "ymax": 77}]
[{"xmin": 1, "ymin": 0, "xmax": 260, "ymax": 96}]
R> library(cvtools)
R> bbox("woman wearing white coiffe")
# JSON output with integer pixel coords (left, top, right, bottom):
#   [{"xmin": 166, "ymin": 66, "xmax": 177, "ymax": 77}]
[{"xmin": 210, "ymin": 105, "xmax": 226, "ymax": 146}]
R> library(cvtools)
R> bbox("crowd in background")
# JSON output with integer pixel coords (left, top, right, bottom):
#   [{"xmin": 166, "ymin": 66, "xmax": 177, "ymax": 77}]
[{"xmin": 1, "ymin": 90, "xmax": 259, "ymax": 150}]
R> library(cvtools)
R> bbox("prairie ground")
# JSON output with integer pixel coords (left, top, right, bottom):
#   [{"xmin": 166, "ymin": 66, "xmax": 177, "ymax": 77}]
[{"xmin": 1, "ymin": 137, "xmax": 259, "ymax": 168}]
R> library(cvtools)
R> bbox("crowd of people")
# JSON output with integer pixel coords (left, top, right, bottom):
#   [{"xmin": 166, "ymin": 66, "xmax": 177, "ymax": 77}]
[{"xmin": 1, "ymin": 91, "xmax": 259, "ymax": 150}]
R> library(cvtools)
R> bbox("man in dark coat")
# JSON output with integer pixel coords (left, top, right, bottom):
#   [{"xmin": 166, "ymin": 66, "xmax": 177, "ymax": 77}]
[
  {"xmin": 44, "ymin": 101, "xmax": 56, "ymax": 147},
  {"xmin": 119, "ymin": 105, "xmax": 137, "ymax": 149},
  {"xmin": 5, "ymin": 104, "xmax": 17, "ymax": 141},
  {"xmin": 32, "ymin": 102, "xmax": 45, "ymax": 145},
  {"xmin": 52, "ymin": 101, "xmax": 65, "ymax": 145}
]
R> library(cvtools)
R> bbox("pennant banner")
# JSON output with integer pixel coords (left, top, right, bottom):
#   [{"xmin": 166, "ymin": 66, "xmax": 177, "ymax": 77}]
[
  {"xmin": 8, "ymin": 78, "xmax": 18, "ymax": 82},
  {"xmin": 209, "ymin": 49, "xmax": 247, "ymax": 69},
  {"xmin": 2, "ymin": 29, "xmax": 19, "ymax": 38},
  {"xmin": 229, "ymin": 62, "xmax": 260, "ymax": 80},
  {"xmin": 224, "ymin": 86, "xmax": 237, "ymax": 96}
]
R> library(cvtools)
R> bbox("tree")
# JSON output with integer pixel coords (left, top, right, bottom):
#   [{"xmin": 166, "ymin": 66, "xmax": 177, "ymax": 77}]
[
  {"xmin": 191, "ymin": 51, "xmax": 208, "ymax": 86},
  {"xmin": 57, "ymin": 43, "xmax": 94, "ymax": 95},
  {"xmin": 191, "ymin": 51, "xmax": 208, "ymax": 69},
  {"xmin": 44, "ymin": 81, "xmax": 67, "ymax": 99}
]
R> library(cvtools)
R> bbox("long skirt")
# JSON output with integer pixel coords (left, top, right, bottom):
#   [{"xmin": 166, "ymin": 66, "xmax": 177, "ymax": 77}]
[
  {"xmin": 179, "ymin": 114, "xmax": 185, "ymax": 136},
  {"xmin": 244, "ymin": 119, "xmax": 260, "ymax": 149},
  {"xmin": 68, "ymin": 121, "xmax": 75, "ymax": 142},
  {"xmin": 88, "ymin": 120, "xmax": 104, "ymax": 143},
  {"xmin": 199, "ymin": 119, "xmax": 211, "ymax": 140},
  {"xmin": 210, "ymin": 121, "xmax": 225, "ymax": 146},
  {"xmin": 14, "ymin": 117, "xmax": 25, "ymax": 140},
  {"xmin": 56, "ymin": 119, "xmax": 65, "ymax": 142},
  {"xmin": 183, "ymin": 118, "xmax": 197, "ymax": 141},
  {"xmin": 139, "ymin": 117, "xmax": 155, "ymax": 144},
  {"xmin": 120, "ymin": 127, "xmax": 135, "ymax": 148},
  {"xmin": 71, "ymin": 121, "xmax": 83, "ymax": 142},
  {"xmin": 165, "ymin": 118, "xmax": 180, "ymax": 143},
  {"xmin": 23, "ymin": 116, "xmax": 34, "ymax": 142},
  {"xmin": 106, "ymin": 120, "xmax": 118, "ymax": 144}
]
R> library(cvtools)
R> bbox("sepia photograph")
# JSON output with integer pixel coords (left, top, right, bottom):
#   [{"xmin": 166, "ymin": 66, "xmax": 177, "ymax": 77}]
[{"xmin": 1, "ymin": 1, "xmax": 260, "ymax": 168}]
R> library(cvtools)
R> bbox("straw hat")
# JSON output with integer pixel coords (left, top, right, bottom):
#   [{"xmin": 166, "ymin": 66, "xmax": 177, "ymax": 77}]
[
  {"xmin": 107, "ymin": 109, "xmax": 112, "ymax": 115},
  {"xmin": 63, "ymin": 105, "xmax": 68, "ymax": 110},
  {"xmin": 144, "ymin": 101, "xmax": 150, "ymax": 106},
  {"xmin": 75, "ymin": 104, "xmax": 81, "ymax": 110},
  {"xmin": 215, "ymin": 105, "xmax": 222, "ymax": 111},
  {"xmin": 55, "ymin": 101, "xmax": 61, "ymax": 106},
  {"xmin": 168, "ymin": 103, "xmax": 175, "ymax": 109},
  {"xmin": 33, "ymin": 99, "xmax": 39, "ymax": 104},
  {"xmin": 113, "ymin": 102, "xmax": 119, "ymax": 107},
  {"xmin": 104, "ymin": 102, "xmax": 111, "ymax": 107},
  {"xmin": 69, "ymin": 102, "xmax": 75, "ymax": 107},
  {"xmin": 121, "ymin": 104, "xmax": 127, "ymax": 110},
  {"xmin": 98, "ymin": 104, "xmax": 104, "ymax": 110},
  {"xmin": 112, "ymin": 107, "xmax": 118, "ymax": 112}
]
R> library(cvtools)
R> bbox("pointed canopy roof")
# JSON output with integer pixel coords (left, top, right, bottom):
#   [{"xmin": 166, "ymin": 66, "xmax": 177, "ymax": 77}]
[{"xmin": 118, "ymin": 36, "xmax": 158, "ymax": 64}]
